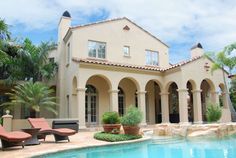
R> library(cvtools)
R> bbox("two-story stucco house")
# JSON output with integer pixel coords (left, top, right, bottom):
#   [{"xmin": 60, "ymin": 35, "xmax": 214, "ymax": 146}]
[{"xmin": 56, "ymin": 11, "xmax": 231, "ymax": 129}]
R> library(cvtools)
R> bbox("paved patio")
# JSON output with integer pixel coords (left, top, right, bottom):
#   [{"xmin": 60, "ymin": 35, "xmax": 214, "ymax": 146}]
[{"xmin": 0, "ymin": 131, "xmax": 150, "ymax": 158}]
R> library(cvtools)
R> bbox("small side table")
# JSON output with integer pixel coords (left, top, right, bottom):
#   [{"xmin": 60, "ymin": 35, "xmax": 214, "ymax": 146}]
[{"xmin": 22, "ymin": 128, "xmax": 41, "ymax": 145}]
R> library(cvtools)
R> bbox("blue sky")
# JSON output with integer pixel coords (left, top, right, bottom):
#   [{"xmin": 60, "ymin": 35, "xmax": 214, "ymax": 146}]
[{"xmin": 1, "ymin": 0, "xmax": 236, "ymax": 64}]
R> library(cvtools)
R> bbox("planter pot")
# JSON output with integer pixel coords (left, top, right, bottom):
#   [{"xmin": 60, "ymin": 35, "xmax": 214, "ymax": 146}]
[
  {"xmin": 123, "ymin": 125, "xmax": 140, "ymax": 135},
  {"xmin": 103, "ymin": 124, "xmax": 121, "ymax": 134}
]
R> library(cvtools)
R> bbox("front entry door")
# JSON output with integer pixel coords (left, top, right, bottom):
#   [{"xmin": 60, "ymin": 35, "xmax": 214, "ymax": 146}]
[{"xmin": 85, "ymin": 85, "xmax": 98, "ymax": 127}]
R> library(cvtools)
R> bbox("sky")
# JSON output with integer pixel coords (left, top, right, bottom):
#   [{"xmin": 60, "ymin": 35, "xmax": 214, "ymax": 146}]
[{"xmin": 0, "ymin": 0, "xmax": 236, "ymax": 63}]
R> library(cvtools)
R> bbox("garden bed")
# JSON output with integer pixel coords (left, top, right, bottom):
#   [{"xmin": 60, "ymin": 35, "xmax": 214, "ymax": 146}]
[{"xmin": 94, "ymin": 132, "xmax": 142, "ymax": 142}]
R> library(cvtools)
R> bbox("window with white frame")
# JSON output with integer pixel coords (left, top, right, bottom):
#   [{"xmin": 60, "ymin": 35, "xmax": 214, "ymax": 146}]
[
  {"xmin": 88, "ymin": 41, "xmax": 106, "ymax": 59},
  {"xmin": 67, "ymin": 43, "xmax": 71, "ymax": 65},
  {"xmin": 123, "ymin": 46, "xmax": 130, "ymax": 56},
  {"xmin": 145, "ymin": 50, "xmax": 158, "ymax": 66}
]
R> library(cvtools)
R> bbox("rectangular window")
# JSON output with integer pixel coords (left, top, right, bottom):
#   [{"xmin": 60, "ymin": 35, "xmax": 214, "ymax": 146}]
[
  {"xmin": 67, "ymin": 43, "xmax": 71, "ymax": 65},
  {"xmin": 145, "ymin": 50, "xmax": 159, "ymax": 66},
  {"xmin": 123, "ymin": 46, "xmax": 130, "ymax": 56},
  {"xmin": 88, "ymin": 41, "xmax": 106, "ymax": 59}
]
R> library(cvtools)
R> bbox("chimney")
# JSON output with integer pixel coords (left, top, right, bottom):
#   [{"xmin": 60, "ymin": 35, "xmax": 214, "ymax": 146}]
[
  {"xmin": 190, "ymin": 43, "xmax": 204, "ymax": 58},
  {"xmin": 58, "ymin": 11, "xmax": 71, "ymax": 44}
]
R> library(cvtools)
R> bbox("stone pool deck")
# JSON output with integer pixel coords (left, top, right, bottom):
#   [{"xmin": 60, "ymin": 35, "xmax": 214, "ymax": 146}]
[{"xmin": 0, "ymin": 131, "xmax": 150, "ymax": 158}]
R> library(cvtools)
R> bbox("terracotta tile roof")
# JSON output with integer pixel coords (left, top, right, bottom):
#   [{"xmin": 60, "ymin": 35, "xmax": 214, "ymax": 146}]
[
  {"xmin": 72, "ymin": 56, "xmax": 203, "ymax": 72},
  {"xmin": 164, "ymin": 56, "xmax": 202, "ymax": 70},
  {"xmin": 67, "ymin": 17, "xmax": 168, "ymax": 48}
]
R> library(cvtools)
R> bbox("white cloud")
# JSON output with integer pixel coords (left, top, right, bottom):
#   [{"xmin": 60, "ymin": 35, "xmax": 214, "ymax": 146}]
[{"xmin": 0, "ymin": 0, "xmax": 236, "ymax": 62}]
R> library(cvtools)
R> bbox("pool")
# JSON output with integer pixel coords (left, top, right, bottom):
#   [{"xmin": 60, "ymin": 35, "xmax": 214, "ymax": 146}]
[{"xmin": 36, "ymin": 136, "xmax": 236, "ymax": 158}]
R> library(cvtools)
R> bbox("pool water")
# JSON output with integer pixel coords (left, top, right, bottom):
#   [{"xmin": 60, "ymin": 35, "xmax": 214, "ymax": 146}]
[{"xmin": 37, "ymin": 136, "xmax": 236, "ymax": 158}]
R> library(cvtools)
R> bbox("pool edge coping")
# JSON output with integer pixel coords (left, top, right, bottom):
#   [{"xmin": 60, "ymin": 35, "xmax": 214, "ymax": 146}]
[{"xmin": 30, "ymin": 136, "xmax": 152, "ymax": 158}]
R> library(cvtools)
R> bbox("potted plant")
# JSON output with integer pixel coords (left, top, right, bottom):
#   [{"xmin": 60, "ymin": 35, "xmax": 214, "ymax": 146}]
[
  {"xmin": 102, "ymin": 111, "xmax": 121, "ymax": 134},
  {"xmin": 121, "ymin": 106, "xmax": 143, "ymax": 135}
]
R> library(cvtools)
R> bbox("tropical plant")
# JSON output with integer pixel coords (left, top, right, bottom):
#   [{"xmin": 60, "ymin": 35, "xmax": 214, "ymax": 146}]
[
  {"xmin": 102, "ymin": 112, "xmax": 120, "ymax": 124},
  {"xmin": 0, "ymin": 117, "xmax": 2, "ymax": 125},
  {"xmin": 0, "ymin": 38, "xmax": 57, "ymax": 84},
  {"xmin": 230, "ymin": 77, "xmax": 236, "ymax": 109},
  {"xmin": 94, "ymin": 132, "xmax": 142, "ymax": 142},
  {"xmin": 206, "ymin": 102, "xmax": 222, "ymax": 122},
  {"xmin": 0, "ymin": 18, "xmax": 10, "ymax": 40},
  {"xmin": 121, "ymin": 106, "xmax": 143, "ymax": 126},
  {"xmin": 0, "ymin": 81, "xmax": 57, "ymax": 116},
  {"xmin": 205, "ymin": 42, "xmax": 236, "ymax": 121}
]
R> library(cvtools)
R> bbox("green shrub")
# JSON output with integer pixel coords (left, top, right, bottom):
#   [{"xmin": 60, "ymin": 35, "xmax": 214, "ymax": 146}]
[
  {"xmin": 94, "ymin": 132, "xmax": 142, "ymax": 142},
  {"xmin": 102, "ymin": 111, "xmax": 120, "ymax": 124},
  {"xmin": 121, "ymin": 106, "xmax": 143, "ymax": 126},
  {"xmin": 0, "ymin": 118, "xmax": 2, "ymax": 125},
  {"xmin": 206, "ymin": 102, "xmax": 222, "ymax": 122}
]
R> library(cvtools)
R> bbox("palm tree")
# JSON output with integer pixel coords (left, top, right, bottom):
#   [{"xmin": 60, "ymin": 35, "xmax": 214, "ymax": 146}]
[
  {"xmin": 1, "ymin": 81, "xmax": 57, "ymax": 117},
  {"xmin": 0, "ymin": 18, "xmax": 10, "ymax": 40},
  {"xmin": 0, "ymin": 38, "xmax": 57, "ymax": 84},
  {"xmin": 205, "ymin": 43, "xmax": 236, "ymax": 121}
]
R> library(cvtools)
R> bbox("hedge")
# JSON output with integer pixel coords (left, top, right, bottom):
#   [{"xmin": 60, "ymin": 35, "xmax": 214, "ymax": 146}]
[{"xmin": 94, "ymin": 132, "xmax": 142, "ymax": 142}]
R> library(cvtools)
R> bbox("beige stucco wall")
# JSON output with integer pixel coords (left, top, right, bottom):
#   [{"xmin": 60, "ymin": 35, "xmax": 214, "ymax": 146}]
[{"xmin": 69, "ymin": 18, "xmax": 169, "ymax": 68}]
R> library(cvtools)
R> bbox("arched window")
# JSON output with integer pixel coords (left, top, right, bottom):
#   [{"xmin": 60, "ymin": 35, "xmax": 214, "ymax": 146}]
[{"xmin": 118, "ymin": 87, "xmax": 125, "ymax": 116}]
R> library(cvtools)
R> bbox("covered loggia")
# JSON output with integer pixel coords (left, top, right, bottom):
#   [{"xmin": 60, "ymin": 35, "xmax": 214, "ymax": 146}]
[
  {"xmin": 85, "ymin": 75, "xmax": 111, "ymax": 127},
  {"xmin": 187, "ymin": 80, "xmax": 196, "ymax": 122},
  {"xmin": 145, "ymin": 80, "xmax": 162, "ymax": 124},
  {"xmin": 218, "ymin": 83, "xmax": 228, "ymax": 108},
  {"xmin": 168, "ymin": 82, "xmax": 179, "ymax": 123},
  {"xmin": 200, "ymin": 79, "xmax": 215, "ymax": 122},
  {"xmin": 117, "ymin": 77, "xmax": 139, "ymax": 116}
]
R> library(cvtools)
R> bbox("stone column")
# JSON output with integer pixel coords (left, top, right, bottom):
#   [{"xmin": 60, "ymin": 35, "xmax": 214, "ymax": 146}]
[
  {"xmin": 2, "ymin": 110, "xmax": 13, "ymax": 132},
  {"xmin": 192, "ymin": 90, "xmax": 203, "ymax": 123},
  {"xmin": 160, "ymin": 92, "xmax": 169, "ymax": 123},
  {"xmin": 109, "ymin": 89, "xmax": 119, "ymax": 112},
  {"xmin": 211, "ymin": 91, "xmax": 220, "ymax": 105},
  {"xmin": 77, "ymin": 88, "xmax": 86, "ymax": 129},
  {"xmin": 137, "ymin": 91, "xmax": 147, "ymax": 125},
  {"xmin": 177, "ymin": 89, "xmax": 189, "ymax": 123}
]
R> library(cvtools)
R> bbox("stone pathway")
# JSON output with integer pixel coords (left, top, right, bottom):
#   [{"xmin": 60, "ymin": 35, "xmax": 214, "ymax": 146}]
[{"xmin": 0, "ymin": 131, "xmax": 149, "ymax": 158}]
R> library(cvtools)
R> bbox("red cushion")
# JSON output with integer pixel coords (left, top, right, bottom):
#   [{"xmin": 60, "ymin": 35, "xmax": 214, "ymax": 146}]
[
  {"xmin": 28, "ymin": 118, "xmax": 51, "ymax": 130},
  {"xmin": 0, "ymin": 131, "xmax": 31, "ymax": 142}
]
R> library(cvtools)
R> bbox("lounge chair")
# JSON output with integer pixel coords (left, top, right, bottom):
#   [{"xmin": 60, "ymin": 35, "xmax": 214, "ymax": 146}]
[
  {"xmin": 0, "ymin": 125, "xmax": 31, "ymax": 150},
  {"xmin": 28, "ymin": 118, "xmax": 76, "ymax": 142}
]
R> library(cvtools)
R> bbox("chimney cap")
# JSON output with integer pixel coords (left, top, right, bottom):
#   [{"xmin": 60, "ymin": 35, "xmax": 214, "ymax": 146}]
[
  {"xmin": 191, "ymin": 43, "xmax": 203, "ymax": 50},
  {"xmin": 62, "ymin": 11, "xmax": 71, "ymax": 18}
]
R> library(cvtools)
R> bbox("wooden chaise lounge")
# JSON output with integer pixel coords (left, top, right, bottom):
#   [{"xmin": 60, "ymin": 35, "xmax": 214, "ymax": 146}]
[
  {"xmin": 0, "ymin": 125, "xmax": 31, "ymax": 150},
  {"xmin": 28, "ymin": 118, "xmax": 76, "ymax": 142}
]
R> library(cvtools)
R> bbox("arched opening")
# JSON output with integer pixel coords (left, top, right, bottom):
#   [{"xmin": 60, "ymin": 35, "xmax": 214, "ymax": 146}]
[
  {"xmin": 85, "ymin": 75, "xmax": 111, "ymax": 127},
  {"xmin": 187, "ymin": 81, "xmax": 194, "ymax": 122},
  {"xmin": 85, "ymin": 85, "xmax": 97, "ymax": 127},
  {"xmin": 145, "ymin": 80, "xmax": 162, "ymax": 124},
  {"xmin": 118, "ymin": 87, "xmax": 125, "ymax": 116},
  {"xmin": 118, "ymin": 77, "xmax": 139, "ymax": 111},
  {"xmin": 200, "ymin": 79, "xmax": 215, "ymax": 121},
  {"xmin": 168, "ymin": 82, "xmax": 179, "ymax": 123},
  {"xmin": 219, "ymin": 83, "xmax": 227, "ymax": 108}
]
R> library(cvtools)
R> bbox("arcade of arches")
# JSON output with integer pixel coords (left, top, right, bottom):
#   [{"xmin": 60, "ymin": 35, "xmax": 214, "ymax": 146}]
[{"xmin": 71, "ymin": 75, "xmax": 229, "ymax": 128}]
